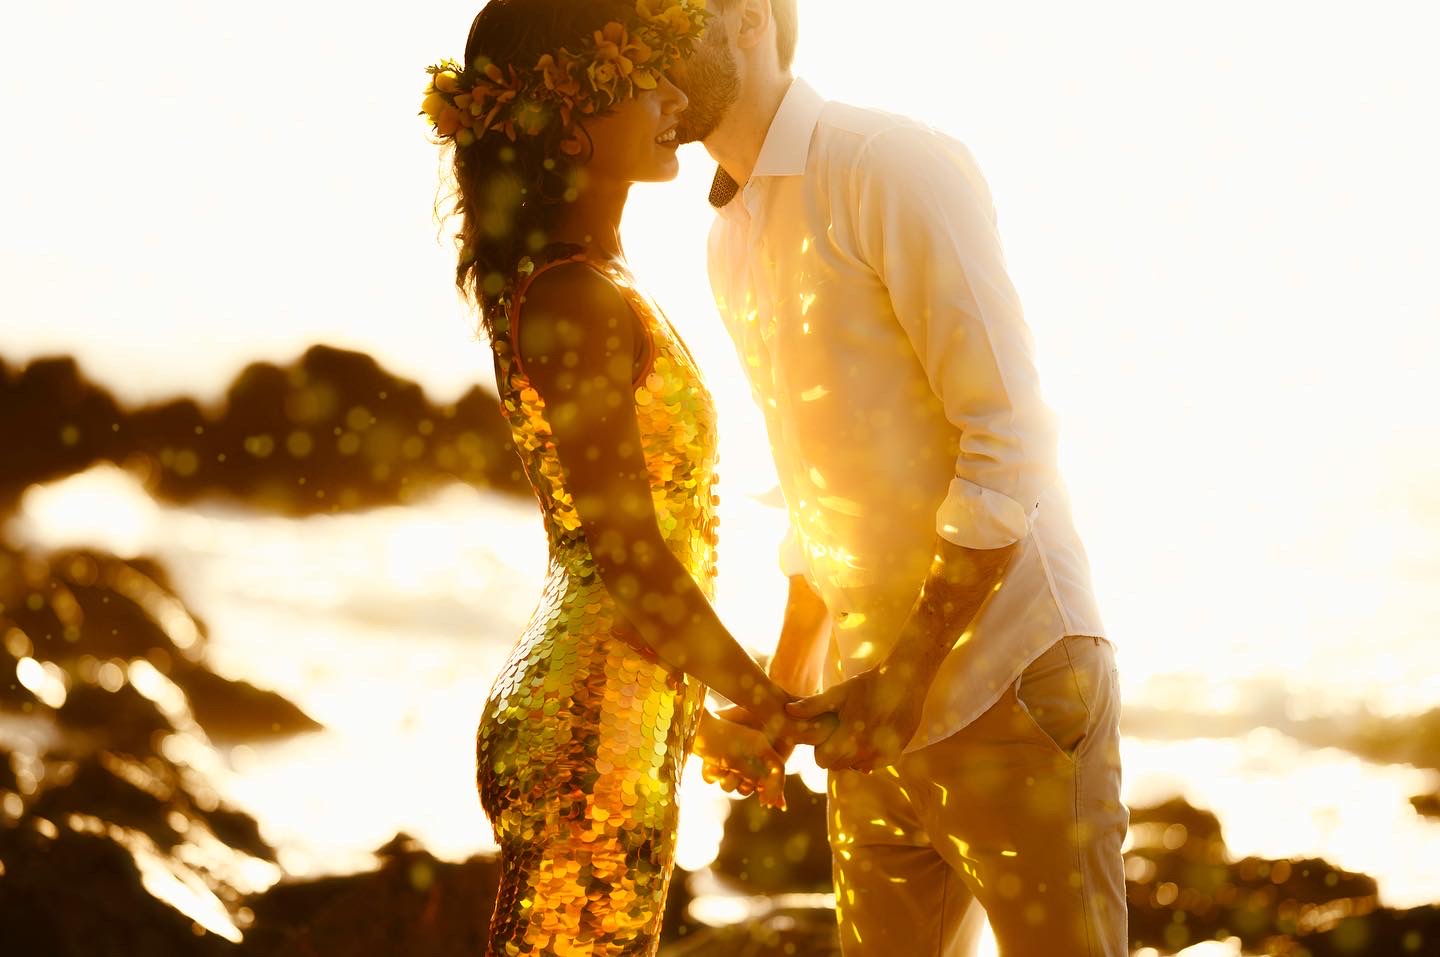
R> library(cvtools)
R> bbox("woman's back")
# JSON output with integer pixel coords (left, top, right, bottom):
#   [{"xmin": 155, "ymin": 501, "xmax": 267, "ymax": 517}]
[
  {"xmin": 490, "ymin": 253, "xmax": 721, "ymax": 592},
  {"xmin": 477, "ymin": 252, "xmax": 720, "ymax": 951}
]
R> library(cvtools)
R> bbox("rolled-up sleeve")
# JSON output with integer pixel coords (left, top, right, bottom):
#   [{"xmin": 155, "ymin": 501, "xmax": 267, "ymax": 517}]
[{"xmin": 852, "ymin": 126, "xmax": 1058, "ymax": 549}]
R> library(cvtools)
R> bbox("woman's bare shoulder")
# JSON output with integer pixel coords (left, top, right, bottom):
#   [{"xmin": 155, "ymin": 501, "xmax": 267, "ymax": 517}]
[{"xmin": 514, "ymin": 261, "xmax": 635, "ymax": 379}]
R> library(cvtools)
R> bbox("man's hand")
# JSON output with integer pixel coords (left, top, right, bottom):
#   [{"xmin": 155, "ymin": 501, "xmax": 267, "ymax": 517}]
[
  {"xmin": 785, "ymin": 657, "xmax": 927, "ymax": 771},
  {"xmin": 714, "ymin": 704, "xmax": 837, "ymax": 761},
  {"xmin": 790, "ymin": 537, "xmax": 1016, "ymax": 771}
]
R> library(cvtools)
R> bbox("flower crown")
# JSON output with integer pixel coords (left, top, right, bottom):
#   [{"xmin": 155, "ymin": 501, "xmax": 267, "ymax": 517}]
[{"xmin": 421, "ymin": 0, "xmax": 709, "ymax": 156}]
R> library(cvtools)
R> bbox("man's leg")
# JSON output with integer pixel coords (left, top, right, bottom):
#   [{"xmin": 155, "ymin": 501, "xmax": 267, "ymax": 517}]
[
  {"xmin": 902, "ymin": 637, "xmax": 1128, "ymax": 957},
  {"xmin": 829, "ymin": 764, "xmax": 984, "ymax": 956}
]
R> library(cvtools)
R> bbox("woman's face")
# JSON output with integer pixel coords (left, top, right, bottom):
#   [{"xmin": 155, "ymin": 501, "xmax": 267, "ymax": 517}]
[{"xmin": 582, "ymin": 73, "xmax": 689, "ymax": 184}]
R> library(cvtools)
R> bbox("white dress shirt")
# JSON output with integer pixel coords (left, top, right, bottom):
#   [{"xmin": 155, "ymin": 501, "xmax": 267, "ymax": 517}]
[{"xmin": 706, "ymin": 79, "xmax": 1108, "ymax": 750}]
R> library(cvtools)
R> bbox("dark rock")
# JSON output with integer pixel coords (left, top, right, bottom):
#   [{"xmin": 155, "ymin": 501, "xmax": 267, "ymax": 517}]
[
  {"xmin": 712, "ymin": 776, "xmax": 831, "ymax": 895},
  {"xmin": 1299, "ymin": 906, "xmax": 1440, "ymax": 957},
  {"xmin": 0, "ymin": 356, "xmax": 125, "ymax": 502},
  {"xmin": 0, "ymin": 540, "xmax": 290, "ymax": 954},
  {"xmin": 28, "ymin": 757, "xmax": 185, "ymax": 851},
  {"xmin": 2, "ymin": 543, "xmax": 321, "ymax": 746},
  {"xmin": 0, "ymin": 545, "xmax": 205, "ymax": 663},
  {"xmin": 0, "ymin": 345, "xmax": 529, "ymax": 517},
  {"xmin": 239, "ymin": 834, "xmax": 500, "ymax": 957},
  {"xmin": 0, "ymin": 823, "xmax": 240, "ymax": 957},
  {"xmin": 172, "ymin": 664, "xmax": 322, "ymax": 743},
  {"xmin": 660, "ymin": 908, "xmax": 841, "ymax": 957},
  {"xmin": 1410, "ymin": 791, "xmax": 1440, "ymax": 821},
  {"xmin": 1122, "ymin": 795, "xmax": 1431, "ymax": 955},
  {"xmin": 203, "ymin": 803, "xmax": 277, "ymax": 863},
  {"xmin": 58, "ymin": 682, "xmax": 177, "ymax": 747}
]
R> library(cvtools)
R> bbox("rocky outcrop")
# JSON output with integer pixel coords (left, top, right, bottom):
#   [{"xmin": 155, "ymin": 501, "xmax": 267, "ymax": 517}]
[
  {"xmin": 0, "ymin": 346, "xmax": 529, "ymax": 516},
  {"xmin": 0, "ymin": 541, "xmax": 307, "ymax": 949},
  {"xmin": 711, "ymin": 775, "xmax": 831, "ymax": 894},
  {"xmin": 1125, "ymin": 797, "xmax": 1439, "ymax": 955},
  {"xmin": 0, "ymin": 545, "xmax": 320, "ymax": 741}
]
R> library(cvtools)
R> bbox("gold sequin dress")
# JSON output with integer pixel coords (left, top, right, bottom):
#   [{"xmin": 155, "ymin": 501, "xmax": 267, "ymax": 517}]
[{"xmin": 477, "ymin": 252, "xmax": 719, "ymax": 956}]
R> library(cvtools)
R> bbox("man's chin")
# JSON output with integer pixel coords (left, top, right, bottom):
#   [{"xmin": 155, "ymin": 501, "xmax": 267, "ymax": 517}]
[{"xmin": 674, "ymin": 114, "xmax": 718, "ymax": 146}]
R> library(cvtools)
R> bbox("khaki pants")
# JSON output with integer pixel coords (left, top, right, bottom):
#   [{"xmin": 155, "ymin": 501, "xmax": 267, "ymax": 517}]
[{"xmin": 828, "ymin": 637, "xmax": 1127, "ymax": 956}]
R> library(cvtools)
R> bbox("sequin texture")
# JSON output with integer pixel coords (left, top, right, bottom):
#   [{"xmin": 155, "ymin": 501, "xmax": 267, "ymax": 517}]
[{"xmin": 478, "ymin": 254, "xmax": 719, "ymax": 955}]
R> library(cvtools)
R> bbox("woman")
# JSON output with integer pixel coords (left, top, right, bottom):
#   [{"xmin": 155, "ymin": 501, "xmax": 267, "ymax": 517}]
[{"xmin": 422, "ymin": 1, "xmax": 818, "ymax": 952}]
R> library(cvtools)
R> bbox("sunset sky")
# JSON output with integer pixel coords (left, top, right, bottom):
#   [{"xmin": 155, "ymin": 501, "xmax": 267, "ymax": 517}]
[{"xmin": 4, "ymin": 1, "xmax": 1439, "ymax": 705}]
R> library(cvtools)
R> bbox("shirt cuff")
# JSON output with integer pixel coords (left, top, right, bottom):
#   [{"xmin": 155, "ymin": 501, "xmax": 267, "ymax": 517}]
[
  {"xmin": 935, "ymin": 478, "xmax": 1033, "ymax": 549},
  {"xmin": 778, "ymin": 524, "xmax": 809, "ymax": 577}
]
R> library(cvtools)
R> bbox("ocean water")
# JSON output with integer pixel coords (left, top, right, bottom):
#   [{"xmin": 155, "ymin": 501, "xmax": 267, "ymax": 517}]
[{"xmin": 9, "ymin": 465, "xmax": 1440, "ymax": 913}]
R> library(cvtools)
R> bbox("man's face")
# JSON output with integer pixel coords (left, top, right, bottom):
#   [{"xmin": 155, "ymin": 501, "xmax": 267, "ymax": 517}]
[{"xmin": 671, "ymin": 12, "xmax": 741, "ymax": 145}]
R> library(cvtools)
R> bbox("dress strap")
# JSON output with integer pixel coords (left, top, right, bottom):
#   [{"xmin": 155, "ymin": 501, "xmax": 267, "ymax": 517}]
[{"xmin": 507, "ymin": 254, "xmax": 656, "ymax": 388}]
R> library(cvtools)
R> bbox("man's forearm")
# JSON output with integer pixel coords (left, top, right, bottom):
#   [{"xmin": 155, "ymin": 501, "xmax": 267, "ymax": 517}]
[
  {"xmin": 768, "ymin": 575, "xmax": 832, "ymax": 695},
  {"xmin": 881, "ymin": 536, "xmax": 1017, "ymax": 680}
]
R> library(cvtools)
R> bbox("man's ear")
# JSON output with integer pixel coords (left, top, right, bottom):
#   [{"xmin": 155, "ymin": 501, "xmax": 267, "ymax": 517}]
[{"xmin": 734, "ymin": 0, "xmax": 774, "ymax": 53}]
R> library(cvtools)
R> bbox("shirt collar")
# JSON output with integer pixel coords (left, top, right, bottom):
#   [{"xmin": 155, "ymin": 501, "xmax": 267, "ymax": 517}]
[{"xmin": 708, "ymin": 78, "xmax": 825, "ymax": 208}]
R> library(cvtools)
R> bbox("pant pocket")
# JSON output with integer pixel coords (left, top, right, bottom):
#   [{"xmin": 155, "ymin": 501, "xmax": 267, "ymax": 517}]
[{"xmin": 1014, "ymin": 638, "xmax": 1096, "ymax": 760}]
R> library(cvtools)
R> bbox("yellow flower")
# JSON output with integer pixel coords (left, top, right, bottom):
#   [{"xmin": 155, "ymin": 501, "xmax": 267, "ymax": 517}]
[
  {"xmin": 433, "ymin": 69, "xmax": 461, "ymax": 94},
  {"xmin": 636, "ymin": 0, "xmax": 693, "ymax": 34},
  {"xmin": 588, "ymin": 22, "xmax": 653, "ymax": 103},
  {"xmin": 421, "ymin": 92, "xmax": 447, "ymax": 117}
]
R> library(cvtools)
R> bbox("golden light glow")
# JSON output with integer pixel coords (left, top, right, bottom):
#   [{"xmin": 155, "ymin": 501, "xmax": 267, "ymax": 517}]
[{"xmin": 1, "ymin": 0, "xmax": 1437, "ymax": 936}]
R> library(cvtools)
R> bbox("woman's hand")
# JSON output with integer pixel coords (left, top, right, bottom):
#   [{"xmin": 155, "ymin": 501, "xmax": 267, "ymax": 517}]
[{"xmin": 694, "ymin": 711, "xmax": 789, "ymax": 810}]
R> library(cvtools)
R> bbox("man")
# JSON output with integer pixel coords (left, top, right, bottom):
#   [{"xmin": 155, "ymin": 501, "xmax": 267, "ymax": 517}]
[{"xmin": 672, "ymin": 2, "xmax": 1128, "ymax": 955}]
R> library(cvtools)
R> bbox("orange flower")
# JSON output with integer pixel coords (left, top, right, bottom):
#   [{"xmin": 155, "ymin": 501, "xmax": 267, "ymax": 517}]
[
  {"xmin": 587, "ymin": 58, "xmax": 624, "ymax": 103},
  {"xmin": 435, "ymin": 106, "xmax": 464, "ymax": 137},
  {"xmin": 472, "ymin": 63, "xmax": 520, "ymax": 133},
  {"xmin": 588, "ymin": 22, "xmax": 649, "ymax": 103},
  {"xmin": 536, "ymin": 51, "xmax": 582, "ymax": 99},
  {"xmin": 560, "ymin": 130, "xmax": 586, "ymax": 156},
  {"xmin": 420, "ymin": 0, "xmax": 707, "ymax": 144},
  {"xmin": 592, "ymin": 23, "xmax": 636, "ymax": 71}
]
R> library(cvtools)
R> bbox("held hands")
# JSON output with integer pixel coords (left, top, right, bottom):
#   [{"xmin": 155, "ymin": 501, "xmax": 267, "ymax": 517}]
[
  {"xmin": 785, "ymin": 655, "xmax": 928, "ymax": 772},
  {"xmin": 695, "ymin": 709, "xmax": 787, "ymax": 809},
  {"xmin": 695, "ymin": 706, "xmax": 836, "ymax": 810}
]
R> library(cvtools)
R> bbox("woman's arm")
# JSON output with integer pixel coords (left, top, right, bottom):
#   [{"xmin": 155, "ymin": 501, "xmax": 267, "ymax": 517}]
[{"xmin": 516, "ymin": 263, "xmax": 795, "ymax": 735}]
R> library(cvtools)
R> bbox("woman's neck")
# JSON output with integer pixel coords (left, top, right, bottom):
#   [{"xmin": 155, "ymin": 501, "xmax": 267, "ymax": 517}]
[{"xmin": 548, "ymin": 177, "xmax": 630, "ymax": 262}]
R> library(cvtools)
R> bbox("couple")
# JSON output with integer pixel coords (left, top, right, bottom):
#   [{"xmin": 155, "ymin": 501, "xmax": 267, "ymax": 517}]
[{"xmin": 423, "ymin": 1, "xmax": 1127, "ymax": 954}]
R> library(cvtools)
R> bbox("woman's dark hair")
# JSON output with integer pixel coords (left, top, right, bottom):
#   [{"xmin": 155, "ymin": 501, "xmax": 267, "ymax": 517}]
[{"xmin": 448, "ymin": 0, "xmax": 636, "ymax": 338}]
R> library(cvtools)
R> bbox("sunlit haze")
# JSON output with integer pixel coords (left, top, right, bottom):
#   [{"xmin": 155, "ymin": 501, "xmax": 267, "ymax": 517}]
[{"xmin": 4, "ymin": 0, "xmax": 1439, "ymax": 939}]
